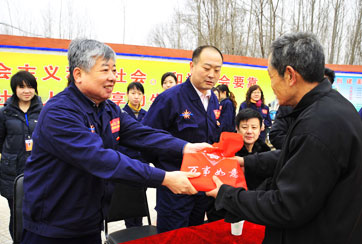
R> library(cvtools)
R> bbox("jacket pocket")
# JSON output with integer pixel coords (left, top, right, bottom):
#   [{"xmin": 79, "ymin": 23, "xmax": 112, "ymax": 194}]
[
  {"xmin": 176, "ymin": 120, "xmax": 199, "ymax": 142},
  {"xmin": 0, "ymin": 153, "xmax": 18, "ymax": 177},
  {"xmin": 176, "ymin": 119, "xmax": 198, "ymax": 132}
]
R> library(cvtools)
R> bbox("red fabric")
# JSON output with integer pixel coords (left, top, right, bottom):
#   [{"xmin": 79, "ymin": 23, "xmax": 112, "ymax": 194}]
[
  {"xmin": 123, "ymin": 220, "xmax": 265, "ymax": 244},
  {"xmin": 181, "ymin": 132, "xmax": 247, "ymax": 191}
]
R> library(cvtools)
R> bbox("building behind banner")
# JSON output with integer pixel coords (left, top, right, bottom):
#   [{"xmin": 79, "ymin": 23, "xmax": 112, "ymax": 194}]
[{"xmin": 1, "ymin": 35, "xmax": 361, "ymax": 111}]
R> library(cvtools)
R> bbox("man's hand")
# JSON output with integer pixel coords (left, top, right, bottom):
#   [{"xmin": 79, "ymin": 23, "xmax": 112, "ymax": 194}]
[
  {"xmin": 183, "ymin": 142, "xmax": 212, "ymax": 154},
  {"xmin": 205, "ymin": 176, "xmax": 224, "ymax": 198},
  {"xmin": 162, "ymin": 171, "xmax": 200, "ymax": 195}
]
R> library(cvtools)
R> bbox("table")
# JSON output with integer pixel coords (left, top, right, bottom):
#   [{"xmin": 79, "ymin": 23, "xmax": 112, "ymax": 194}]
[{"xmin": 123, "ymin": 220, "xmax": 265, "ymax": 244}]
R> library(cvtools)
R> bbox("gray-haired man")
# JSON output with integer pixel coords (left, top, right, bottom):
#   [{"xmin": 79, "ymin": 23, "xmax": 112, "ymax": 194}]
[
  {"xmin": 21, "ymin": 39, "xmax": 209, "ymax": 243},
  {"xmin": 207, "ymin": 32, "xmax": 362, "ymax": 244}
]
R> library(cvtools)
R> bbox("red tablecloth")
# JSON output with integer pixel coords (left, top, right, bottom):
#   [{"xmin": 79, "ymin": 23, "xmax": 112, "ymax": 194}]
[{"xmin": 123, "ymin": 220, "xmax": 265, "ymax": 244}]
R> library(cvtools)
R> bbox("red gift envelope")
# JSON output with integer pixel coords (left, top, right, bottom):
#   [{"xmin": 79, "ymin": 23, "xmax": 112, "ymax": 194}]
[{"xmin": 181, "ymin": 132, "xmax": 248, "ymax": 191}]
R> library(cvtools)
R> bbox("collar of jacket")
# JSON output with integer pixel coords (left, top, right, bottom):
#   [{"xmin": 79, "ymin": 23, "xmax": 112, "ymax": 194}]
[
  {"xmin": 184, "ymin": 78, "xmax": 217, "ymax": 103},
  {"xmin": 67, "ymin": 82, "xmax": 110, "ymax": 115},
  {"xmin": 184, "ymin": 78, "xmax": 203, "ymax": 102},
  {"xmin": 4, "ymin": 95, "xmax": 43, "ymax": 113},
  {"xmin": 286, "ymin": 78, "xmax": 331, "ymax": 118}
]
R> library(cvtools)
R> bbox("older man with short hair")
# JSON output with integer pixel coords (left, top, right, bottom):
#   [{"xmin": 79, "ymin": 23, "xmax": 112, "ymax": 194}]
[
  {"xmin": 21, "ymin": 39, "xmax": 208, "ymax": 244},
  {"xmin": 207, "ymin": 32, "xmax": 362, "ymax": 244}
]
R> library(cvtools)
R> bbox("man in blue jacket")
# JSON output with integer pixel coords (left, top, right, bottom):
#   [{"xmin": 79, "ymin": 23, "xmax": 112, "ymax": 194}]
[
  {"xmin": 142, "ymin": 45, "xmax": 223, "ymax": 233},
  {"xmin": 21, "ymin": 39, "xmax": 209, "ymax": 244}
]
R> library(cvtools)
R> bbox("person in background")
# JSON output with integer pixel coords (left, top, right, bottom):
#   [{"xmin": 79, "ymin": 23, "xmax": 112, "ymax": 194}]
[
  {"xmin": 0, "ymin": 71, "xmax": 43, "ymax": 240},
  {"xmin": 207, "ymin": 32, "xmax": 362, "ymax": 244},
  {"xmin": 216, "ymin": 84, "xmax": 237, "ymax": 132},
  {"xmin": 268, "ymin": 98, "xmax": 279, "ymax": 121},
  {"xmin": 123, "ymin": 82, "xmax": 147, "ymax": 122},
  {"xmin": 143, "ymin": 45, "xmax": 223, "ymax": 233},
  {"xmin": 120, "ymin": 81, "xmax": 148, "ymax": 228},
  {"xmin": 239, "ymin": 85, "xmax": 271, "ymax": 142},
  {"xmin": 235, "ymin": 108, "xmax": 270, "ymax": 190},
  {"xmin": 324, "ymin": 67, "xmax": 335, "ymax": 84},
  {"xmin": 161, "ymin": 72, "xmax": 177, "ymax": 90},
  {"xmin": 206, "ymin": 108, "xmax": 271, "ymax": 222},
  {"xmin": 269, "ymin": 67, "xmax": 336, "ymax": 149},
  {"xmin": 211, "ymin": 87, "xmax": 220, "ymax": 101},
  {"xmin": 21, "ymin": 39, "xmax": 210, "ymax": 244}
]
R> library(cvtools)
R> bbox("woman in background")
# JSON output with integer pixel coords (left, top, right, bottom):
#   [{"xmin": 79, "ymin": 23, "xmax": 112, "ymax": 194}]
[
  {"xmin": 123, "ymin": 82, "xmax": 147, "ymax": 122},
  {"xmin": 235, "ymin": 108, "xmax": 270, "ymax": 190},
  {"xmin": 216, "ymin": 84, "xmax": 237, "ymax": 132},
  {"xmin": 121, "ymin": 81, "xmax": 148, "ymax": 228},
  {"xmin": 239, "ymin": 84, "xmax": 271, "ymax": 142},
  {"xmin": 161, "ymin": 72, "xmax": 177, "ymax": 90},
  {"xmin": 0, "ymin": 71, "xmax": 42, "ymax": 240}
]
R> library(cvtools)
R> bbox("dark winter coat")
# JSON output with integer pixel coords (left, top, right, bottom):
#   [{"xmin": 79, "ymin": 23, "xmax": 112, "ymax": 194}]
[
  {"xmin": 0, "ymin": 95, "xmax": 42, "ymax": 199},
  {"xmin": 269, "ymin": 105, "xmax": 294, "ymax": 149},
  {"xmin": 235, "ymin": 139, "xmax": 271, "ymax": 190},
  {"xmin": 219, "ymin": 98, "xmax": 236, "ymax": 132},
  {"xmin": 216, "ymin": 79, "xmax": 362, "ymax": 243}
]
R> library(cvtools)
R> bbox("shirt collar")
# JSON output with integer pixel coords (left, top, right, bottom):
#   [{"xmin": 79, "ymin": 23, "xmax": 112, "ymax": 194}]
[
  {"xmin": 292, "ymin": 78, "xmax": 331, "ymax": 116},
  {"xmin": 190, "ymin": 82, "xmax": 211, "ymax": 99}
]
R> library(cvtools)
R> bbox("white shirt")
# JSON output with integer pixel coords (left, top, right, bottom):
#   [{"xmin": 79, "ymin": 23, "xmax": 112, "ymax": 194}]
[{"xmin": 191, "ymin": 82, "xmax": 211, "ymax": 111}]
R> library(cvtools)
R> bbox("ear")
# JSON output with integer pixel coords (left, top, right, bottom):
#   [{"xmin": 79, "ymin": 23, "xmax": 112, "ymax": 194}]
[
  {"xmin": 284, "ymin": 66, "xmax": 297, "ymax": 87},
  {"xmin": 73, "ymin": 67, "xmax": 82, "ymax": 84},
  {"xmin": 189, "ymin": 61, "xmax": 194, "ymax": 73}
]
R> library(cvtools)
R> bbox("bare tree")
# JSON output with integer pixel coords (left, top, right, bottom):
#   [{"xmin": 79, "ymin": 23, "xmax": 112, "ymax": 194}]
[
  {"xmin": 328, "ymin": 0, "xmax": 344, "ymax": 63},
  {"xmin": 310, "ymin": 0, "xmax": 316, "ymax": 32},
  {"xmin": 42, "ymin": 2, "xmax": 54, "ymax": 38},
  {"xmin": 347, "ymin": 0, "xmax": 362, "ymax": 64},
  {"xmin": 253, "ymin": 0, "xmax": 267, "ymax": 57}
]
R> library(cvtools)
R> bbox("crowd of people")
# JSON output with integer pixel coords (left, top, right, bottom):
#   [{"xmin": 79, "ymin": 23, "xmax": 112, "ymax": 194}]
[{"xmin": 0, "ymin": 32, "xmax": 361, "ymax": 244}]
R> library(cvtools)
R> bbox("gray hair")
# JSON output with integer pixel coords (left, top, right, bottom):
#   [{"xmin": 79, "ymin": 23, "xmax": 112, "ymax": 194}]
[
  {"xmin": 270, "ymin": 32, "xmax": 325, "ymax": 83},
  {"xmin": 67, "ymin": 39, "xmax": 116, "ymax": 84}
]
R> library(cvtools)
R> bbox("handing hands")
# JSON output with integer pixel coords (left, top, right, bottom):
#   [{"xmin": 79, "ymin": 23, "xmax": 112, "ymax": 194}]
[
  {"xmin": 205, "ymin": 176, "xmax": 224, "ymax": 198},
  {"xmin": 183, "ymin": 142, "xmax": 212, "ymax": 154},
  {"xmin": 162, "ymin": 171, "xmax": 200, "ymax": 195}
]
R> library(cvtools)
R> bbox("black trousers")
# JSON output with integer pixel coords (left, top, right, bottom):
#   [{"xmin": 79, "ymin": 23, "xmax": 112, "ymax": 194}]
[{"xmin": 21, "ymin": 230, "xmax": 102, "ymax": 244}]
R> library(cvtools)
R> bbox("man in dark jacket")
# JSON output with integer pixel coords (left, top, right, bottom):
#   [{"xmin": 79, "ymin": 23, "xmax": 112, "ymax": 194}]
[
  {"xmin": 143, "ymin": 45, "xmax": 223, "ymax": 233},
  {"xmin": 269, "ymin": 68, "xmax": 336, "ymax": 150},
  {"xmin": 21, "ymin": 39, "xmax": 209, "ymax": 244},
  {"xmin": 207, "ymin": 32, "xmax": 362, "ymax": 244}
]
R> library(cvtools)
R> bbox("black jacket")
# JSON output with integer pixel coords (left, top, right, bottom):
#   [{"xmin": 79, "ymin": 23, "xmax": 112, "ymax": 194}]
[
  {"xmin": 215, "ymin": 79, "xmax": 362, "ymax": 244},
  {"xmin": 269, "ymin": 105, "xmax": 294, "ymax": 149},
  {"xmin": 0, "ymin": 95, "xmax": 42, "ymax": 199},
  {"xmin": 236, "ymin": 139, "xmax": 270, "ymax": 190}
]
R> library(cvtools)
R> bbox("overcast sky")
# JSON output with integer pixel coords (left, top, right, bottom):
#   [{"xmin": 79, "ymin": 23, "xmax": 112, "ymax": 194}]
[{"xmin": 0, "ymin": 0, "xmax": 183, "ymax": 46}]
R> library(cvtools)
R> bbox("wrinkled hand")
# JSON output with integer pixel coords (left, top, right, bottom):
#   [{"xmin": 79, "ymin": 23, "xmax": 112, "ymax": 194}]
[
  {"xmin": 205, "ymin": 176, "xmax": 224, "ymax": 198},
  {"xmin": 162, "ymin": 171, "xmax": 200, "ymax": 195},
  {"xmin": 183, "ymin": 142, "xmax": 212, "ymax": 154}
]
